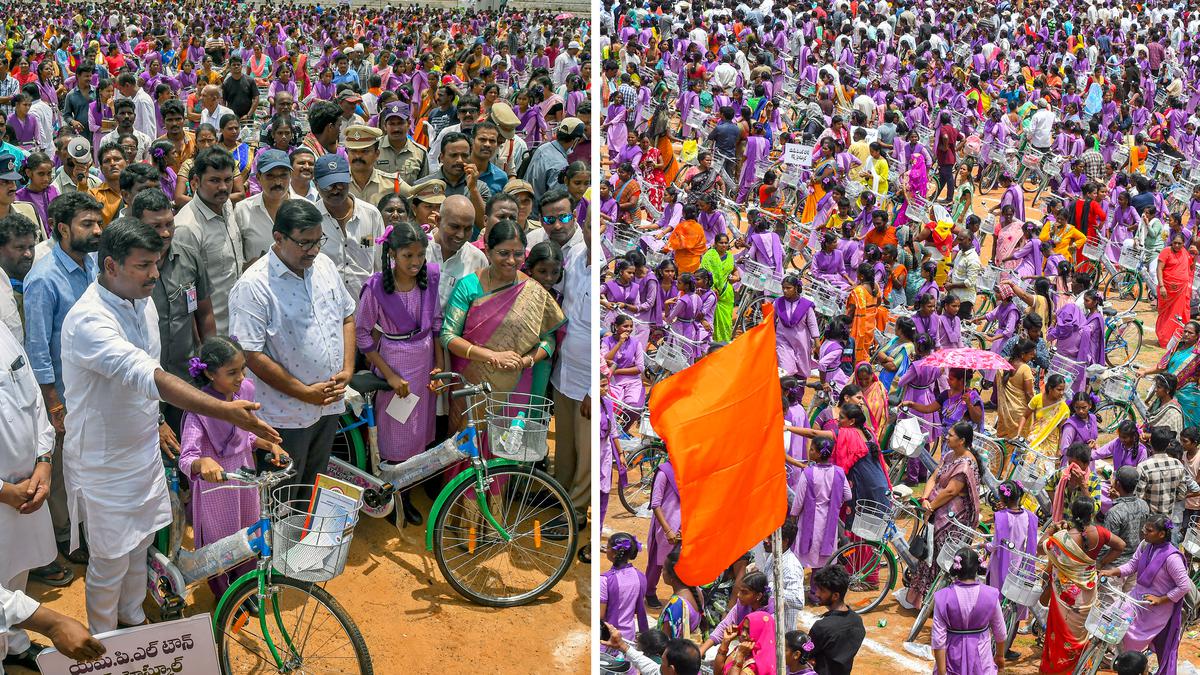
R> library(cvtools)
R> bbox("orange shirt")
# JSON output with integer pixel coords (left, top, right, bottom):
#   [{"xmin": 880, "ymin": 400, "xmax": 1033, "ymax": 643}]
[
  {"xmin": 667, "ymin": 219, "xmax": 707, "ymax": 273},
  {"xmin": 863, "ymin": 227, "xmax": 898, "ymax": 249}
]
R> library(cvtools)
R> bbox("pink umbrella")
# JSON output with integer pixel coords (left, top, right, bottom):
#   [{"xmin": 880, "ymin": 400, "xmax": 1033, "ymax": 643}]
[{"xmin": 921, "ymin": 347, "xmax": 1013, "ymax": 371}]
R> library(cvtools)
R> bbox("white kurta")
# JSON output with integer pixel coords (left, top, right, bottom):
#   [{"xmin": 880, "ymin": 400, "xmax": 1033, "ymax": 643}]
[
  {"xmin": 0, "ymin": 326, "xmax": 56, "ymax": 583},
  {"xmin": 60, "ymin": 283, "xmax": 171, "ymax": 560},
  {"xmin": 0, "ymin": 583, "xmax": 40, "ymax": 663}
]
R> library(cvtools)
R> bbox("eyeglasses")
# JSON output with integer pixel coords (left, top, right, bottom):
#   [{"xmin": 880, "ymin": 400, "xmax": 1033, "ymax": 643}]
[
  {"xmin": 285, "ymin": 233, "xmax": 327, "ymax": 251},
  {"xmin": 491, "ymin": 249, "xmax": 525, "ymax": 260},
  {"xmin": 540, "ymin": 213, "xmax": 572, "ymax": 226}
]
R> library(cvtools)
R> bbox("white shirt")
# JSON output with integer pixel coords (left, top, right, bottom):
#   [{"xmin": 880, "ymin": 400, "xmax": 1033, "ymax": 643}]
[
  {"xmin": 0, "ymin": 584, "xmax": 40, "ymax": 661},
  {"xmin": 750, "ymin": 542, "xmax": 806, "ymax": 632},
  {"xmin": 60, "ymin": 283, "xmax": 170, "ymax": 559},
  {"xmin": 228, "ymin": 250, "xmax": 355, "ymax": 429},
  {"xmin": 233, "ymin": 191, "xmax": 300, "ymax": 263},
  {"xmin": 0, "ymin": 268, "xmax": 21, "ymax": 343},
  {"xmin": 949, "ymin": 247, "xmax": 983, "ymax": 301},
  {"xmin": 551, "ymin": 52, "xmax": 579, "ymax": 88},
  {"xmin": 1028, "ymin": 109, "xmax": 1056, "ymax": 148},
  {"xmin": 713, "ymin": 62, "xmax": 739, "ymax": 90},
  {"xmin": 99, "ymin": 128, "xmax": 152, "ymax": 163},
  {"xmin": 28, "ymin": 101, "xmax": 55, "ymax": 153},
  {"xmin": 175, "ymin": 197, "xmax": 242, "ymax": 333},
  {"xmin": 0, "ymin": 325, "xmax": 55, "ymax": 582},
  {"xmin": 550, "ymin": 244, "xmax": 590, "ymax": 401},
  {"xmin": 425, "ymin": 237, "xmax": 488, "ymax": 310},
  {"xmin": 526, "ymin": 224, "xmax": 585, "ymax": 261},
  {"xmin": 317, "ymin": 197, "xmax": 384, "ymax": 301},
  {"xmin": 426, "ymin": 122, "xmax": 462, "ymax": 173},
  {"xmin": 495, "ymin": 135, "xmax": 528, "ymax": 176},
  {"xmin": 199, "ymin": 103, "xmax": 235, "ymax": 130}
]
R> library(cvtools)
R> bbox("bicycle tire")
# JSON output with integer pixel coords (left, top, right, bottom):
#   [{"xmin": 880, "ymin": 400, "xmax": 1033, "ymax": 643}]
[
  {"xmin": 216, "ymin": 574, "xmax": 373, "ymax": 675},
  {"xmin": 1071, "ymin": 641, "xmax": 1106, "ymax": 675},
  {"xmin": 1102, "ymin": 270, "xmax": 1143, "ymax": 311},
  {"xmin": 619, "ymin": 444, "xmax": 663, "ymax": 515},
  {"xmin": 980, "ymin": 164, "xmax": 1001, "ymax": 193},
  {"xmin": 1002, "ymin": 602, "xmax": 1019, "ymax": 653},
  {"xmin": 432, "ymin": 465, "xmax": 576, "ymax": 607},
  {"xmin": 828, "ymin": 541, "xmax": 896, "ymax": 614},
  {"xmin": 906, "ymin": 574, "xmax": 946, "ymax": 642},
  {"xmin": 1021, "ymin": 169, "xmax": 1042, "ymax": 193},
  {"xmin": 1104, "ymin": 320, "xmax": 1143, "ymax": 367},
  {"xmin": 1094, "ymin": 401, "xmax": 1135, "ymax": 434}
]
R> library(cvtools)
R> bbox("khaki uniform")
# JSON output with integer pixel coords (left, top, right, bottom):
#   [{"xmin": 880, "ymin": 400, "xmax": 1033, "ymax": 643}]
[
  {"xmin": 376, "ymin": 136, "xmax": 428, "ymax": 185},
  {"xmin": 349, "ymin": 168, "xmax": 407, "ymax": 208}
]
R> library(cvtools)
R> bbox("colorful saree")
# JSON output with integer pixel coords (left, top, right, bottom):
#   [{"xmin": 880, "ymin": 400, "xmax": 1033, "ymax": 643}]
[
  {"xmin": 857, "ymin": 361, "xmax": 889, "ymax": 441},
  {"xmin": 1160, "ymin": 343, "xmax": 1200, "ymax": 429},
  {"xmin": 1025, "ymin": 393, "xmax": 1070, "ymax": 456},
  {"xmin": 1041, "ymin": 531, "xmax": 1098, "ymax": 674},
  {"xmin": 1156, "ymin": 247, "xmax": 1193, "ymax": 348},
  {"xmin": 847, "ymin": 284, "xmax": 886, "ymax": 364},
  {"xmin": 700, "ymin": 248, "xmax": 737, "ymax": 343}
]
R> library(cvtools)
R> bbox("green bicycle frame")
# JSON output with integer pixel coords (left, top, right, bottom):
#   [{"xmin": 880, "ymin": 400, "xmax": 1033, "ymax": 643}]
[
  {"xmin": 211, "ymin": 567, "xmax": 295, "ymax": 669},
  {"xmin": 423, "ymin": 458, "xmax": 524, "ymax": 550}
]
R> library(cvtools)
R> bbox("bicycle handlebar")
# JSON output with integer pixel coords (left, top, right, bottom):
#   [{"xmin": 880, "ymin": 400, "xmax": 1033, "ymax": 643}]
[{"xmin": 219, "ymin": 460, "xmax": 295, "ymax": 488}]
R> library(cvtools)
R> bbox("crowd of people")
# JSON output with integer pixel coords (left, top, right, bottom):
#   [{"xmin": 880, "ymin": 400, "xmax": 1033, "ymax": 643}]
[
  {"xmin": 598, "ymin": 0, "xmax": 1200, "ymax": 673},
  {"xmin": 0, "ymin": 0, "xmax": 593, "ymax": 670}
]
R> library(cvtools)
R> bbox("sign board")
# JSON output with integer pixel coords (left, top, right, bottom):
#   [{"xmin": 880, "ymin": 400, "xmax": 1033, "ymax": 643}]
[
  {"xmin": 782, "ymin": 143, "xmax": 806, "ymax": 166},
  {"xmin": 685, "ymin": 108, "xmax": 710, "ymax": 130},
  {"xmin": 37, "ymin": 614, "xmax": 219, "ymax": 675}
]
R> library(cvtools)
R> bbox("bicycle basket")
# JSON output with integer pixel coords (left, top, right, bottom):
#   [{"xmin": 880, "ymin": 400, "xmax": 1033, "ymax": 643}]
[
  {"xmin": 1021, "ymin": 152, "xmax": 1044, "ymax": 171},
  {"xmin": 1117, "ymin": 247, "xmax": 1143, "ymax": 272},
  {"xmin": 936, "ymin": 518, "xmax": 986, "ymax": 574},
  {"xmin": 610, "ymin": 227, "xmax": 640, "ymax": 256},
  {"xmin": 1047, "ymin": 352, "xmax": 1083, "ymax": 391},
  {"xmin": 1101, "ymin": 374, "xmax": 1135, "ymax": 400},
  {"xmin": 811, "ymin": 281, "xmax": 845, "ymax": 316},
  {"xmin": 1011, "ymin": 450, "xmax": 1055, "ymax": 495},
  {"xmin": 643, "ymin": 248, "xmax": 667, "ymax": 270},
  {"xmin": 1000, "ymin": 549, "xmax": 1044, "ymax": 607},
  {"xmin": 271, "ymin": 485, "xmax": 362, "ymax": 583},
  {"xmin": 980, "ymin": 214, "xmax": 996, "ymax": 236},
  {"xmin": 741, "ymin": 259, "xmax": 782, "ymax": 294},
  {"xmin": 486, "ymin": 392, "xmax": 553, "ymax": 462},
  {"xmin": 844, "ymin": 180, "xmax": 865, "ymax": 199},
  {"xmin": 1045, "ymin": 156, "xmax": 1066, "ymax": 178},
  {"xmin": 850, "ymin": 499, "xmax": 893, "ymax": 541},
  {"xmin": 1184, "ymin": 515, "xmax": 1200, "ymax": 557},
  {"xmin": 978, "ymin": 266, "xmax": 1001, "ymax": 292},
  {"xmin": 1084, "ymin": 587, "xmax": 1145, "ymax": 644}
]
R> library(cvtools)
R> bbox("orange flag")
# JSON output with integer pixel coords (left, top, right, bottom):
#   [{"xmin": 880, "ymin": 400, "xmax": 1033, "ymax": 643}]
[{"xmin": 648, "ymin": 304, "xmax": 788, "ymax": 586}]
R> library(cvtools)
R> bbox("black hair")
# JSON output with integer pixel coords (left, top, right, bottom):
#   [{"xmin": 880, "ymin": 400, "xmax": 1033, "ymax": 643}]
[
  {"xmin": 47, "ymin": 191, "xmax": 103, "ymax": 241},
  {"xmin": 998, "ymin": 479, "xmax": 1024, "ymax": 507},
  {"xmin": 1150, "ymin": 426, "xmax": 1176, "ymax": 454},
  {"xmin": 1068, "ymin": 495, "xmax": 1095, "ymax": 531},
  {"xmin": 1145, "ymin": 513, "xmax": 1172, "ymax": 536},
  {"xmin": 1114, "ymin": 465, "xmax": 1140, "ymax": 495},
  {"xmin": 1155, "ymin": 372, "xmax": 1179, "ymax": 398},
  {"xmin": 113, "ymin": 98, "xmax": 135, "ymax": 114},
  {"xmin": 97, "ymin": 141, "xmax": 125, "ymax": 164},
  {"xmin": 0, "ymin": 213, "xmax": 37, "ymax": 247},
  {"xmin": 785, "ymin": 630, "xmax": 813, "ymax": 665},
  {"xmin": 677, "ymin": 272, "xmax": 696, "ymax": 293},
  {"xmin": 379, "ymin": 221, "xmax": 430, "ymax": 293},
  {"xmin": 824, "ymin": 314, "xmax": 850, "ymax": 343},
  {"xmin": 780, "ymin": 518, "xmax": 798, "ymax": 550},
  {"xmin": 539, "ymin": 185, "xmax": 572, "ymax": 211},
  {"xmin": 119, "ymin": 163, "xmax": 160, "ymax": 197},
  {"xmin": 1069, "ymin": 390, "xmax": 1094, "ymax": 412},
  {"xmin": 840, "ymin": 402, "xmax": 867, "ymax": 431},
  {"xmin": 951, "ymin": 420, "xmax": 984, "ymax": 480},
  {"xmin": 131, "ymin": 187, "xmax": 172, "ymax": 219},
  {"xmin": 189, "ymin": 146, "xmax": 238, "ymax": 180},
  {"xmin": 440, "ymin": 131, "xmax": 472, "ymax": 156},
  {"xmin": 376, "ymin": 192, "xmax": 410, "ymax": 219},
  {"xmin": 486, "ymin": 218, "xmax": 527, "ymax": 250},
  {"xmin": 97, "ymin": 217, "xmax": 165, "ymax": 268},
  {"xmin": 1181, "ymin": 426, "xmax": 1200, "ymax": 446},
  {"xmin": 161, "ymin": 99, "xmax": 185, "ymax": 120},
  {"xmin": 663, "ymin": 640, "xmax": 702, "ymax": 675},
  {"xmin": 191, "ymin": 336, "xmax": 243, "ymax": 386},
  {"xmin": 608, "ymin": 532, "xmax": 639, "ymax": 566},
  {"xmin": 526, "ymin": 240, "xmax": 563, "ymax": 278},
  {"xmin": 307, "ymin": 101, "xmax": 342, "ymax": 136},
  {"xmin": 740, "ymin": 570, "xmax": 770, "ymax": 603},
  {"xmin": 895, "ymin": 316, "xmax": 916, "ymax": 341},
  {"xmin": 21, "ymin": 151, "xmax": 53, "ymax": 177},
  {"xmin": 812, "ymin": 563, "xmax": 850, "ymax": 600},
  {"xmin": 949, "ymin": 546, "xmax": 981, "ymax": 580},
  {"xmin": 635, "ymin": 630, "xmax": 669, "ymax": 659},
  {"xmin": 273, "ymin": 198, "xmax": 324, "ymax": 237},
  {"xmin": 1112, "ymin": 650, "xmax": 1148, "ymax": 675}
]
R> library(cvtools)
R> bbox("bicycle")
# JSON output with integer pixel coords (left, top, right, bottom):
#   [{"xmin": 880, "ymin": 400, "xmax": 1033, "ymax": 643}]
[
  {"xmin": 606, "ymin": 398, "xmax": 667, "ymax": 518},
  {"xmin": 996, "ymin": 540, "xmax": 1045, "ymax": 656},
  {"xmin": 732, "ymin": 257, "xmax": 783, "ymax": 336},
  {"xmin": 322, "ymin": 371, "xmax": 577, "ymax": 607},
  {"xmin": 1182, "ymin": 516, "xmax": 1200, "ymax": 628},
  {"xmin": 1075, "ymin": 237, "xmax": 1149, "ymax": 314},
  {"xmin": 147, "ymin": 463, "xmax": 374, "ymax": 674},
  {"xmin": 1070, "ymin": 579, "xmax": 1148, "ymax": 675},
  {"xmin": 826, "ymin": 495, "xmax": 925, "ymax": 615}
]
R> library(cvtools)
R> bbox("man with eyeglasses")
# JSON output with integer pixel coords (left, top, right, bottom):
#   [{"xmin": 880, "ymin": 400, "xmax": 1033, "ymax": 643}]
[
  {"xmin": 525, "ymin": 187, "xmax": 582, "ymax": 257},
  {"xmin": 428, "ymin": 96, "xmax": 481, "ymax": 173},
  {"xmin": 229, "ymin": 200, "xmax": 356, "ymax": 491}
]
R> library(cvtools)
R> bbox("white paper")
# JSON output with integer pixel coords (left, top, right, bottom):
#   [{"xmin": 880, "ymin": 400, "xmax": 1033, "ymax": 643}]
[
  {"xmin": 385, "ymin": 392, "xmax": 421, "ymax": 423},
  {"xmin": 37, "ymin": 614, "xmax": 219, "ymax": 674},
  {"xmin": 782, "ymin": 143, "xmax": 806, "ymax": 165}
]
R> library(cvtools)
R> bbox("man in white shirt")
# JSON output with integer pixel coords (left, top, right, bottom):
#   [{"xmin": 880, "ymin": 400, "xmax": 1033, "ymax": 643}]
[
  {"xmin": 99, "ymin": 100, "xmax": 151, "ymax": 164},
  {"xmin": 0, "ymin": 582, "xmax": 103, "ymax": 671},
  {"xmin": 946, "ymin": 231, "xmax": 984, "ymax": 317},
  {"xmin": 61, "ymin": 218, "xmax": 278, "ymax": 634},
  {"xmin": 425, "ymin": 195, "xmax": 487, "ymax": 309},
  {"xmin": 0, "ymin": 212, "xmax": 36, "ymax": 341},
  {"xmin": 235, "ymin": 150, "xmax": 296, "ymax": 264},
  {"xmin": 1027, "ymin": 100, "xmax": 1056, "ymax": 152},
  {"xmin": 313, "ymin": 154, "xmax": 383, "ymax": 300},
  {"xmin": 173, "ymin": 147, "xmax": 242, "ymax": 333},
  {"xmin": 550, "ymin": 196, "xmax": 590, "ymax": 533},
  {"xmin": 552, "ymin": 41, "xmax": 582, "ymax": 88},
  {"xmin": 197, "ymin": 85, "xmax": 235, "ymax": 130},
  {"xmin": 712, "ymin": 54, "xmax": 739, "ymax": 90},
  {"xmin": 526, "ymin": 187, "xmax": 584, "ymax": 258},
  {"xmin": 113, "ymin": 73, "xmax": 157, "ymax": 143},
  {"xmin": 228, "ymin": 200, "xmax": 356, "ymax": 490}
]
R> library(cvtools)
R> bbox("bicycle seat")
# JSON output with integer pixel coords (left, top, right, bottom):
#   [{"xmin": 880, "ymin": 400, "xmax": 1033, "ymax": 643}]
[
  {"xmin": 1102, "ymin": 307, "xmax": 1118, "ymax": 317},
  {"xmin": 350, "ymin": 371, "xmax": 391, "ymax": 395}
]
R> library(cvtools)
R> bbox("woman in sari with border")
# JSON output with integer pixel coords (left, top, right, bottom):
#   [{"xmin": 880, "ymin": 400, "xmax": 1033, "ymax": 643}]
[
  {"xmin": 875, "ymin": 316, "xmax": 916, "ymax": 397},
  {"xmin": 1022, "ymin": 373, "xmax": 1070, "ymax": 458},
  {"xmin": 853, "ymin": 363, "xmax": 889, "ymax": 444},
  {"xmin": 700, "ymin": 233, "xmax": 739, "ymax": 343},
  {"xmin": 1138, "ymin": 319, "xmax": 1200, "ymax": 429},
  {"xmin": 845, "ymin": 263, "xmax": 887, "ymax": 365},
  {"xmin": 800, "ymin": 140, "xmax": 837, "ymax": 224},
  {"xmin": 441, "ymin": 220, "xmax": 566, "ymax": 426}
]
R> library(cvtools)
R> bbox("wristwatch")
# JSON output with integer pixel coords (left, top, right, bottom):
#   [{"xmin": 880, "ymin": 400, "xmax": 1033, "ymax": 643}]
[{"xmin": 36, "ymin": 455, "xmax": 52, "ymax": 465}]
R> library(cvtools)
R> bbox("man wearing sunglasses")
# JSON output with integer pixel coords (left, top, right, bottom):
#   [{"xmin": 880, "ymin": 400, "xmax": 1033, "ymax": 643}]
[{"xmin": 525, "ymin": 187, "xmax": 582, "ymax": 258}]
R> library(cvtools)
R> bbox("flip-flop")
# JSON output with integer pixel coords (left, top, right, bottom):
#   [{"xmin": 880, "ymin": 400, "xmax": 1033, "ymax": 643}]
[
  {"xmin": 28, "ymin": 560, "xmax": 75, "ymax": 587},
  {"xmin": 59, "ymin": 539, "xmax": 89, "ymax": 565}
]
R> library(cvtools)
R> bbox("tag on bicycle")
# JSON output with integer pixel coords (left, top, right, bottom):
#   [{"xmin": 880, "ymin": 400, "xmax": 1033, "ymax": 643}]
[{"xmin": 783, "ymin": 143, "xmax": 809, "ymax": 166}]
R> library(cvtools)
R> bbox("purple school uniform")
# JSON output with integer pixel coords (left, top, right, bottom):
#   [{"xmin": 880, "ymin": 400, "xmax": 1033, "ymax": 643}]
[
  {"xmin": 1092, "ymin": 437, "xmax": 1147, "ymax": 471},
  {"xmin": 602, "ymin": 278, "xmax": 641, "ymax": 329},
  {"xmin": 785, "ymin": 402, "xmax": 810, "ymax": 471},
  {"xmin": 986, "ymin": 508, "xmax": 1038, "ymax": 621},
  {"xmin": 647, "ymin": 462, "xmax": 682, "ymax": 569},
  {"xmin": 1058, "ymin": 414, "xmax": 1098, "ymax": 464},
  {"xmin": 601, "ymin": 333, "xmax": 645, "ymax": 407},
  {"xmin": 818, "ymin": 340, "xmax": 851, "ymax": 392},
  {"xmin": 601, "ymin": 563, "xmax": 649, "ymax": 638},
  {"xmin": 930, "ymin": 582, "xmax": 1006, "ymax": 675},
  {"xmin": 741, "ymin": 231, "xmax": 785, "ymax": 276},
  {"xmin": 790, "ymin": 463, "xmax": 850, "ymax": 568},
  {"xmin": 598, "ymin": 398, "xmax": 620, "ymax": 527},
  {"xmin": 1116, "ymin": 542, "xmax": 1195, "ymax": 674},
  {"xmin": 776, "ymin": 296, "xmax": 819, "ymax": 377}
]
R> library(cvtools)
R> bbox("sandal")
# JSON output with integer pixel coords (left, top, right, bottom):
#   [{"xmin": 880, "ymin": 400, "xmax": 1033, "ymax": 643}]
[
  {"xmin": 59, "ymin": 539, "xmax": 89, "ymax": 566},
  {"xmin": 28, "ymin": 560, "xmax": 74, "ymax": 587}
]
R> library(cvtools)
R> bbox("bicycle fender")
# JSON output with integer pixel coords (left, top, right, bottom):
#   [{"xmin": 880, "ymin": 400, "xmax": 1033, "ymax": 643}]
[
  {"xmin": 424, "ymin": 458, "xmax": 526, "ymax": 550},
  {"xmin": 211, "ymin": 568, "xmax": 264, "ymax": 634}
]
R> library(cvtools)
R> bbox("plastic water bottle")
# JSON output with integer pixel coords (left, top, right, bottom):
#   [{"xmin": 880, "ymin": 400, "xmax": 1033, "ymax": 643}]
[
  {"xmin": 176, "ymin": 528, "xmax": 257, "ymax": 585},
  {"xmin": 501, "ymin": 412, "xmax": 527, "ymax": 458}
]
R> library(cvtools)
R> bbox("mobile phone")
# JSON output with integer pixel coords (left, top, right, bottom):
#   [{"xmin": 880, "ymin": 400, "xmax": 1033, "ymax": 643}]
[{"xmin": 600, "ymin": 622, "xmax": 611, "ymax": 642}]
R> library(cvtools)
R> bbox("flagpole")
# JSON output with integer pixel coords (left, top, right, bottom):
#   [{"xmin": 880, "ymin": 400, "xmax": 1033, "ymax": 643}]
[{"xmin": 772, "ymin": 527, "xmax": 786, "ymax": 675}]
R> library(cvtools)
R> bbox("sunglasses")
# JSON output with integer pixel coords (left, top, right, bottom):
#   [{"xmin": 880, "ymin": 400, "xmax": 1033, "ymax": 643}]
[{"xmin": 541, "ymin": 213, "xmax": 572, "ymax": 225}]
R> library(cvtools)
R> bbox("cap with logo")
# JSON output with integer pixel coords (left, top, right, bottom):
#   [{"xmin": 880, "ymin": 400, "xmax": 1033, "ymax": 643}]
[
  {"xmin": 66, "ymin": 137, "xmax": 94, "ymax": 166},
  {"xmin": 382, "ymin": 101, "xmax": 411, "ymax": 121},
  {"xmin": 344, "ymin": 124, "xmax": 383, "ymax": 149},
  {"xmin": 257, "ymin": 149, "xmax": 292, "ymax": 174},
  {"xmin": 403, "ymin": 179, "xmax": 447, "ymax": 205},
  {"xmin": 314, "ymin": 153, "xmax": 351, "ymax": 189},
  {"xmin": 556, "ymin": 117, "xmax": 586, "ymax": 140},
  {"xmin": 0, "ymin": 154, "xmax": 19, "ymax": 182}
]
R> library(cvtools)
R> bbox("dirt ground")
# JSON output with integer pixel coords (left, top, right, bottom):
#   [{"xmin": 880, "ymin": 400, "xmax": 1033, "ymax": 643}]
[
  {"xmin": 15, "ymin": 455, "xmax": 591, "ymax": 675},
  {"xmin": 601, "ymin": 177, "xmax": 1200, "ymax": 672}
]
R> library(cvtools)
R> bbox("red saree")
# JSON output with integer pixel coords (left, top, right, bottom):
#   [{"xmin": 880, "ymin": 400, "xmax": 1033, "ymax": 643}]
[{"xmin": 1156, "ymin": 247, "xmax": 1193, "ymax": 348}]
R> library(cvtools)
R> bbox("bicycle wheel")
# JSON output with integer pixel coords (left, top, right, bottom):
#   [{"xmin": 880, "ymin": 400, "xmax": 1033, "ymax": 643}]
[
  {"xmin": 1105, "ymin": 320, "xmax": 1143, "ymax": 367},
  {"xmin": 828, "ymin": 541, "xmax": 896, "ymax": 614},
  {"xmin": 1071, "ymin": 641, "xmax": 1107, "ymax": 675},
  {"xmin": 906, "ymin": 574, "xmax": 947, "ymax": 642},
  {"xmin": 216, "ymin": 574, "xmax": 373, "ymax": 674},
  {"xmin": 1002, "ymin": 601, "xmax": 1020, "ymax": 652},
  {"xmin": 432, "ymin": 465, "xmax": 576, "ymax": 607},
  {"xmin": 1021, "ymin": 168, "xmax": 1042, "ymax": 193},
  {"xmin": 1102, "ymin": 270, "xmax": 1143, "ymax": 311},
  {"xmin": 1094, "ymin": 401, "xmax": 1135, "ymax": 434},
  {"xmin": 619, "ymin": 444, "xmax": 663, "ymax": 515},
  {"xmin": 980, "ymin": 163, "xmax": 1001, "ymax": 193}
]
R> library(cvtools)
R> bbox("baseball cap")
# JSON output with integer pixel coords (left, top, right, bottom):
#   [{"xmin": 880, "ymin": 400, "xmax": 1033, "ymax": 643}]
[
  {"xmin": 503, "ymin": 179, "xmax": 534, "ymax": 197},
  {"xmin": 404, "ymin": 179, "xmax": 447, "ymax": 205},
  {"xmin": 556, "ymin": 117, "xmax": 586, "ymax": 140},
  {"xmin": 314, "ymin": 153, "xmax": 351, "ymax": 189},
  {"xmin": 344, "ymin": 124, "xmax": 383, "ymax": 149},
  {"xmin": 382, "ymin": 101, "xmax": 411, "ymax": 120},
  {"xmin": 337, "ymin": 90, "xmax": 363, "ymax": 104},
  {"xmin": 257, "ymin": 149, "xmax": 292, "ymax": 174},
  {"xmin": 568, "ymin": 41, "xmax": 582, "ymax": 50},
  {"xmin": 66, "ymin": 137, "xmax": 94, "ymax": 166},
  {"xmin": 0, "ymin": 154, "xmax": 19, "ymax": 182}
]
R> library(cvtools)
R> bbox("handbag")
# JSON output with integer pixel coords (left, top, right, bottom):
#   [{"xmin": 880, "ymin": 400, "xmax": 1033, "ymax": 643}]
[{"xmin": 909, "ymin": 521, "xmax": 931, "ymax": 562}]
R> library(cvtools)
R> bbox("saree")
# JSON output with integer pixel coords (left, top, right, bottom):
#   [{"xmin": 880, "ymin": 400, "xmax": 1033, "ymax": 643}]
[
  {"xmin": 1161, "ymin": 344, "xmax": 1200, "ymax": 428},
  {"xmin": 1156, "ymin": 247, "xmax": 1193, "ymax": 348},
  {"xmin": 1024, "ymin": 393, "xmax": 1070, "ymax": 456},
  {"xmin": 801, "ymin": 158, "xmax": 834, "ymax": 224},
  {"xmin": 910, "ymin": 454, "xmax": 981, "ymax": 600},
  {"xmin": 995, "ymin": 363, "xmax": 1032, "ymax": 439},
  {"xmin": 846, "ymin": 285, "xmax": 886, "ymax": 364},
  {"xmin": 878, "ymin": 337, "xmax": 913, "ymax": 396},
  {"xmin": 700, "ymin": 248, "xmax": 737, "ymax": 343},
  {"xmin": 441, "ymin": 275, "xmax": 565, "ymax": 397},
  {"xmin": 1041, "ymin": 531, "xmax": 1098, "ymax": 674},
  {"xmin": 896, "ymin": 153, "xmax": 928, "ymax": 228},
  {"xmin": 857, "ymin": 361, "xmax": 889, "ymax": 441}
]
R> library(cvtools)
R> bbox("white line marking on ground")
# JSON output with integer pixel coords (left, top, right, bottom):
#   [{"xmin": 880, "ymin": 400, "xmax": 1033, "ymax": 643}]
[{"xmin": 797, "ymin": 609, "xmax": 929, "ymax": 673}]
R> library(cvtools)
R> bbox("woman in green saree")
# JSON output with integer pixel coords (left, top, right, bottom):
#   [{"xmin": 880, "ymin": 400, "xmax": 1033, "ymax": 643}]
[
  {"xmin": 699, "ymin": 233, "xmax": 739, "ymax": 343},
  {"xmin": 1139, "ymin": 319, "xmax": 1200, "ymax": 429}
]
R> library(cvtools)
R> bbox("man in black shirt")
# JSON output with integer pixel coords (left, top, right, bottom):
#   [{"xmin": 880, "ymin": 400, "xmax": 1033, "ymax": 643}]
[
  {"xmin": 809, "ymin": 565, "xmax": 865, "ymax": 675},
  {"xmin": 61, "ymin": 64, "xmax": 94, "ymax": 133},
  {"xmin": 220, "ymin": 54, "xmax": 259, "ymax": 120}
]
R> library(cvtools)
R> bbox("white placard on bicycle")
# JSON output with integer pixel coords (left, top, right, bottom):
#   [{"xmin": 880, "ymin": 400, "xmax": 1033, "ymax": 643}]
[
  {"xmin": 783, "ymin": 143, "xmax": 810, "ymax": 166},
  {"xmin": 685, "ymin": 109, "xmax": 710, "ymax": 129},
  {"xmin": 37, "ymin": 614, "xmax": 219, "ymax": 675}
]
